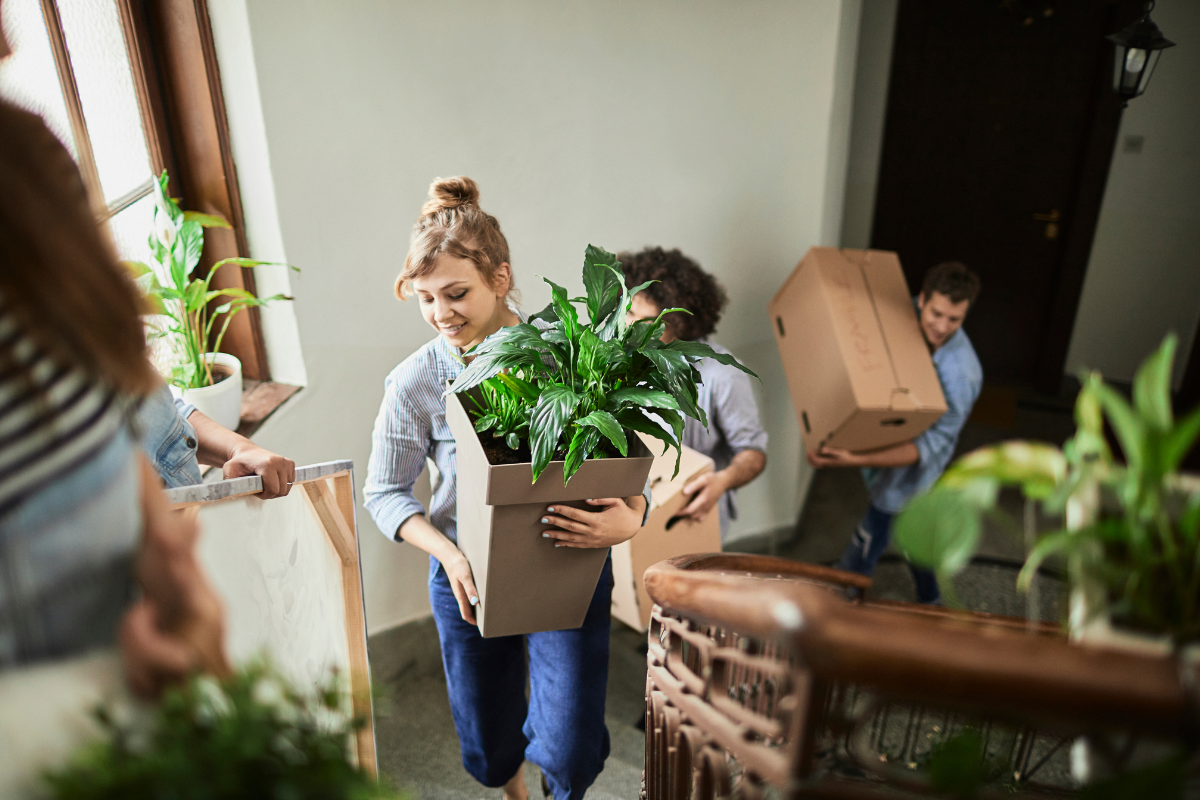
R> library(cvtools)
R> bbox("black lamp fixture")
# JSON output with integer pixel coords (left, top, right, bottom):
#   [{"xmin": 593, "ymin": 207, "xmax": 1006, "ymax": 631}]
[{"xmin": 1106, "ymin": 1, "xmax": 1175, "ymax": 105}]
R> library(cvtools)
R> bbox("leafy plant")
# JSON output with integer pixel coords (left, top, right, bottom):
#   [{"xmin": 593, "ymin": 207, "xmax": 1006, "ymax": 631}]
[
  {"xmin": 894, "ymin": 335, "xmax": 1200, "ymax": 641},
  {"xmin": 469, "ymin": 371, "xmax": 538, "ymax": 452},
  {"xmin": 449, "ymin": 244, "xmax": 758, "ymax": 484},
  {"xmin": 44, "ymin": 662, "xmax": 406, "ymax": 799},
  {"xmin": 125, "ymin": 172, "xmax": 296, "ymax": 389}
]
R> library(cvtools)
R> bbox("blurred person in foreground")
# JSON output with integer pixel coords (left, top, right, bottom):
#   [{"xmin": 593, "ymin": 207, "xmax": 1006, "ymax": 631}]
[
  {"xmin": 620, "ymin": 247, "xmax": 767, "ymax": 542},
  {"xmin": 807, "ymin": 262, "xmax": 983, "ymax": 604},
  {"xmin": 0, "ymin": 15, "xmax": 225, "ymax": 692}
]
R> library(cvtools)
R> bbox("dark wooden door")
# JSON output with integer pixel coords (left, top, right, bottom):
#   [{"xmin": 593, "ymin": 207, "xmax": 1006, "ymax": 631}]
[{"xmin": 871, "ymin": 0, "xmax": 1140, "ymax": 389}]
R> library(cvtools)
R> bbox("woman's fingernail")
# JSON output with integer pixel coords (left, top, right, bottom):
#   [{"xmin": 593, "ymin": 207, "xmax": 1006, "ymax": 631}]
[
  {"xmin": 542, "ymin": 533, "xmax": 550, "ymax": 538},
  {"xmin": 541, "ymin": 517, "xmax": 549, "ymax": 524},
  {"xmin": 469, "ymin": 596, "xmax": 478, "ymax": 606},
  {"xmin": 547, "ymin": 507, "xmax": 555, "ymax": 513}
]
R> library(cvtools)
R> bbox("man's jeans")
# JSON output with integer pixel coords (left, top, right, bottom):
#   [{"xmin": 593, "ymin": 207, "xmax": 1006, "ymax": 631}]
[{"xmin": 837, "ymin": 505, "xmax": 941, "ymax": 604}]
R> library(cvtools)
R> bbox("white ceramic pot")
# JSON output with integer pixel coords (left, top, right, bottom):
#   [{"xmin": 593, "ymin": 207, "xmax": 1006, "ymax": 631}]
[{"xmin": 175, "ymin": 353, "xmax": 243, "ymax": 430}]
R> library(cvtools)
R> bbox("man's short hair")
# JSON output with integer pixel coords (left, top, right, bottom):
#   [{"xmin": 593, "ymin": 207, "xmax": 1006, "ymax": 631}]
[{"xmin": 921, "ymin": 262, "xmax": 980, "ymax": 306}]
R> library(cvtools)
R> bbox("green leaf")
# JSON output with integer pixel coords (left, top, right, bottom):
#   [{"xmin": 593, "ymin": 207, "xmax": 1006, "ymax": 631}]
[
  {"xmin": 577, "ymin": 410, "xmax": 627, "ymax": 456},
  {"xmin": 563, "ymin": 426, "xmax": 600, "ymax": 482},
  {"xmin": 496, "ymin": 372, "xmax": 541, "ymax": 404},
  {"xmin": 1092, "ymin": 379, "xmax": 1145, "ymax": 471},
  {"xmin": 184, "ymin": 280, "xmax": 206, "ymax": 312},
  {"xmin": 1163, "ymin": 404, "xmax": 1200, "ymax": 474},
  {"xmin": 179, "ymin": 220, "xmax": 204, "ymax": 273},
  {"xmin": 582, "ymin": 245, "xmax": 624, "ymax": 334},
  {"xmin": 506, "ymin": 432, "xmax": 520, "ymax": 450},
  {"xmin": 1017, "ymin": 529, "xmax": 1074, "ymax": 591},
  {"xmin": 182, "ymin": 211, "xmax": 231, "ymax": 229},
  {"xmin": 123, "ymin": 259, "xmax": 154, "ymax": 278},
  {"xmin": 617, "ymin": 408, "xmax": 681, "ymax": 477},
  {"xmin": 542, "ymin": 277, "xmax": 579, "ymax": 338},
  {"xmin": 893, "ymin": 489, "xmax": 983, "ymax": 582},
  {"xmin": 663, "ymin": 340, "xmax": 760, "ymax": 380},
  {"xmin": 530, "ymin": 386, "xmax": 580, "ymax": 484},
  {"xmin": 1133, "ymin": 333, "xmax": 1177, "ymax": 431},
  {"xmin": 606, "ymin": 387, "xmax": 679, "ymax": 412},
  {"xmin": 474, "ymin": 414, "xmax": 499, "ymax": 433},
  {"xmin": 642, "ymin": 348, "xmax": 706, "ymax": 426},
  {"xmin": 1180, "ymin": 493, "xmax": 1200, "ymax": 544}
]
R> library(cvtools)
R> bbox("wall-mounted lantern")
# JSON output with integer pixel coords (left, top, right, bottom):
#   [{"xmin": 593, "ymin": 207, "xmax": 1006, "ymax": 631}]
[{"xmin": 1106, "ymin": 1, "xmax": 1175, "ymax": 105}]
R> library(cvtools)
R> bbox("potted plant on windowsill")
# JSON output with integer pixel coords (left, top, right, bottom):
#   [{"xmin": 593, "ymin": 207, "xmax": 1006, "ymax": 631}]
[
  {"xmin": 125, "ymin": 172, "xmax": 294, "ymax": 430},
  {"xmin": 893, "ymin": 335, "xmax": 1200, "ymax": 652},
  {"xmin": 444, "ymin": 245, "xmax": 757, "ymax": 637}
]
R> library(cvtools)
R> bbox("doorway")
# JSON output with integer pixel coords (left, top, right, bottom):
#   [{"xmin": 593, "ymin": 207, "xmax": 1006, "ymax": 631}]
[{"xmin": 870, "ymin": 0, "xmax": 1143, "ymax": 391}]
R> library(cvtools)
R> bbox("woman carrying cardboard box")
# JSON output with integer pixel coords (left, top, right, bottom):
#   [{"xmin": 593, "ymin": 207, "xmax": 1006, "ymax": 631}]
[
  {"xmin": 365, "ymin": 177, "xmax": 648, "ymax": 800},
  {"xmin": 619, "ymin": 247, "xmax": 768, "ymax": 542}
]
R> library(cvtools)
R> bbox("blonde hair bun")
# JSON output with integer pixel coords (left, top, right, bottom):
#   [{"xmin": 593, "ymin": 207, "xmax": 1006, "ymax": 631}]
[{"xmin": 422, "ymin": 176, "xmax": 480, "ymax": 216}]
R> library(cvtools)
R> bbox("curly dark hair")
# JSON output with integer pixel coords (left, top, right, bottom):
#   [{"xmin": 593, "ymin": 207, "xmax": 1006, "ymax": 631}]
[
  {"xmin": 921, "ymin": 261, "xmax": 981, "ymax": 306},
  {"xmin": 618, "ymin": 247, "xmax": 727, "ymax": 341}
]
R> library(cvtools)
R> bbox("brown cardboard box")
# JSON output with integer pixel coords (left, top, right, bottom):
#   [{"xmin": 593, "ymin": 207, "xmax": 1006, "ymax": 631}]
[
  {"xmin": 611, "ymin": 436, "xmax": 720, "ymax": 632},
  {"xmin": 447, "ymin": 390, "xmax": 654, "ymax": 638},
  {"xmin": 769, "ymin": 247, "xmax": 947, "ymax": 453}
]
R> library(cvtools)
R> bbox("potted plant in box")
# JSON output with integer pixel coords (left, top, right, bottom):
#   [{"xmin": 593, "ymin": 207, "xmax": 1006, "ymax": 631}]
[
  {"xmin": 444, "ymin": 244, "xmax": 757, "ymax": 637},
  {"xmin": 125, "ymin": 172, "xmax": 295, "ymax": 430},
  {"xmin": 893, "ymin": 334, "xmax": 1200, "ymax": 649}
]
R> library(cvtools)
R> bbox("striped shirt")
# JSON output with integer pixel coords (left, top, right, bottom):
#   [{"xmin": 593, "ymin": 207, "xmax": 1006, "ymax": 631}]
[
  {"xmin": 365, "ymin": 334, "xmax": 466, "ymax": 542},
  {"xmin": 0, "ymin": 304, "xmax": 127, "ymax": 520}
]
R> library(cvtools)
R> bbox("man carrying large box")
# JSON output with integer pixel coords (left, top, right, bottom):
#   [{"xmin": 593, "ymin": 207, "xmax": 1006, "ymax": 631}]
[{"xmin": 806, "ymin": 262, "xmax": 983, "ymax": 604}]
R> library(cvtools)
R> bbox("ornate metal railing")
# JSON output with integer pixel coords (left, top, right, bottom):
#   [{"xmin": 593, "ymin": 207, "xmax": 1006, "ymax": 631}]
[{"xmin": 642, "ymin": 553, "xmax": 1197, "ymax": 799}]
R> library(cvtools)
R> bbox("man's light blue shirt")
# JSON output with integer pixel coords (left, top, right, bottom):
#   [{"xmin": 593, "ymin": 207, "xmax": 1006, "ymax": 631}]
[{"xmin": 863, "ymin": 321, "xmax": 983, "ymax": 514}]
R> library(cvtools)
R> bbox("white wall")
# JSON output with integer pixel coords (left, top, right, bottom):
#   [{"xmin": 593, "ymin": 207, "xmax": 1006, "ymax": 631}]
[
  {"xmin": 212, "ymin": 0, "xmax": 858, "ymax": 634},
  {"xmin": 839, "ymin": 0, "xmax": 897, "ymax": 249},
  {"xmin": 1066, "ymin": 1, "xmax": 1200, "ymax": 388}
]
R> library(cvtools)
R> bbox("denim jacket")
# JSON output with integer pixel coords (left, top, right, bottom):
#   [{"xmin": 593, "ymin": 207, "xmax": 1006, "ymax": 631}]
[{"xmin": 136, "ymin": 385, "xmax": 202, "ymax": 489}]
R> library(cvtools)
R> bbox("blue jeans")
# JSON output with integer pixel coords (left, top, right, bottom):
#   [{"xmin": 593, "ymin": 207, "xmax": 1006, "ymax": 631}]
[
  {"xmin": 837, "ymin": 505, "xmax": 941, "ymax": 604},
  {"xmin": 429, "ymin": 555, "xmax": 613, "ymax": 799}
]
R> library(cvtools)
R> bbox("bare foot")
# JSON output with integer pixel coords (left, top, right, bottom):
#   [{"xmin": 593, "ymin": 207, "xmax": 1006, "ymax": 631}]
[{"xmin": 502, "ymin": 765, "xmax": 528, "ymax": 800}]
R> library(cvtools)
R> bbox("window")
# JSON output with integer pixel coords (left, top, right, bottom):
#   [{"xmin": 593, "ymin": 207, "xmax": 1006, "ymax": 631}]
[{"xmin": 0, "ymin": 0, "xmax": 272, "ymax": 383}]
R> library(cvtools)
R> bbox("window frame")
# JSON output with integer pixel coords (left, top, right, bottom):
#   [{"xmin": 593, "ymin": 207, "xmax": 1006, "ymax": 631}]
[{"xmin": 38, "ymin": 0, "xmax": 270, "ymax": 381}]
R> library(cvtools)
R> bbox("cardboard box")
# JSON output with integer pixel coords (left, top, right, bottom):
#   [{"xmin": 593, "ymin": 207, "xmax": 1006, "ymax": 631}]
[
  {"xmin": 447, "ymin": 390, "xmax": 655, "ymax": 638},
  {"xmin": 611, "ymin": 436, "xmax": 720, "ymax": 632},
  {"xmin": 768, "ymin": 247, "xmax": 947, "ymax": 453}
]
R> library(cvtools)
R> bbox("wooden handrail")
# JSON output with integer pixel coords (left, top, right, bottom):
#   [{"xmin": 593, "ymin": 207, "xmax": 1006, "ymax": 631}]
[{"xmin": 644, "ymin": 553, "xmax": 1196, "ymax": 738}]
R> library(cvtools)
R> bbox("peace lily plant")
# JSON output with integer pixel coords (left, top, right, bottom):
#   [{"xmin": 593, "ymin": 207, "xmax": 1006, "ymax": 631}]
[
  {"xmin": 894, "ymin": 335, "xmax": 1200, "ymax": 644},
  {"xmin": 449, "ymin": 244, "xmax": 758, "ymax": 484},
  {"xmin": 125, "ymin": 172, "xmax": 294, "ymax": 390}
]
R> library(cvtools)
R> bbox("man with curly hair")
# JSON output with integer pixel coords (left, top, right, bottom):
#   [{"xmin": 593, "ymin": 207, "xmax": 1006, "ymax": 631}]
[
  {"xmin": 807, "ymin": 262, "xmax": 983, "ymax": 604},
  {"xmin": 621, "ymin": 247, "xmax": 767, "ymax": 542}
]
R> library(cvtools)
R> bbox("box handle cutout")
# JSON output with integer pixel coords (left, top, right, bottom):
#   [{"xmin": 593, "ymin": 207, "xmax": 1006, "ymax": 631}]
[
  {"xmin": 801, "ymin": 411, "xmax": 811, "ymax": 434},
  {"xmin": 880, "ymin": 418, "xmax": 907, "ymax": 427},
  {"xmin": 665, "ymin": 515, "xmax": 687, "ymax": 531},
  {"xmin": 775, "ymin": 317, "xmax": 785, "ymax": 337}
]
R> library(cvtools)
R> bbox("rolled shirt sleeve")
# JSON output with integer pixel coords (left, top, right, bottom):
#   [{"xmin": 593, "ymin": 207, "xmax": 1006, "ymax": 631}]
[
  {"xmin": 711, "ymin": 366, "xmax": 769, "ymax": 457},
  {"xmin": 364, "ymin": 367, "xmax": 437, "ymax": 542},
  {"xmin": 172, "ymin": 394, "xmax": 197, "ymax": 422},
  {"xmin": 864, "ymin": 328, "xmax": 983, "ymax": 513}
]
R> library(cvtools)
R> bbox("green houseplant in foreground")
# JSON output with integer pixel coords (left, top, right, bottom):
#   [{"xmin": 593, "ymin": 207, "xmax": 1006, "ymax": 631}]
[
  {"xmin": 44, "ymin": 663, "xmax": 405, "ymax": 799},
  {"xmin": 125, "ymin": 172, "xmax": 295, "ymax": 390},
  {"xmin": 894, "ymin": 335, "xmax": 1200, "ymax": 642},
  {"xmin": 449, "ymin": 244, "xmax": 758, "ymax": 484}
]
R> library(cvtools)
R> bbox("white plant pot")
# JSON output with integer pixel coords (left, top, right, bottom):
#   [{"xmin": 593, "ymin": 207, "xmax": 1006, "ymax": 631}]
[{"xmin": 174, "ymin": 353, "xmax": 243, "ymax": 431}]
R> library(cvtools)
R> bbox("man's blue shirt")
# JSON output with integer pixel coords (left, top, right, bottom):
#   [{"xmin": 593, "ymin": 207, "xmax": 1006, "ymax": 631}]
[{"xmin": 862, "ymin": 321, "xmax": 983, "ymax": 514}]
